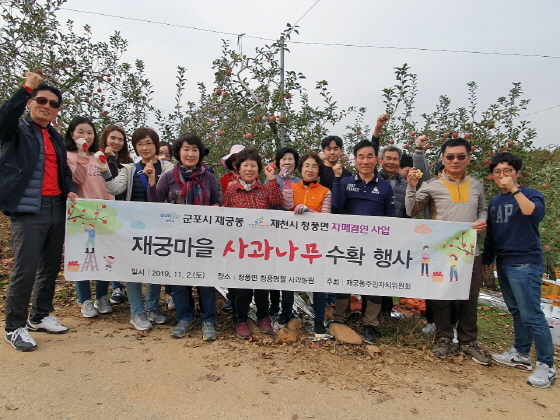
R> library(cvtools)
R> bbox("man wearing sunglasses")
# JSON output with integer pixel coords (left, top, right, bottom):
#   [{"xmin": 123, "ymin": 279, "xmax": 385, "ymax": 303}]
[
  {"xmin": 0, "ymin": 71, "xmax": 78, "ymax": 351},
  {"xmin": 405, "ymin": 138, "xmax": 490, "ymax": 365}
]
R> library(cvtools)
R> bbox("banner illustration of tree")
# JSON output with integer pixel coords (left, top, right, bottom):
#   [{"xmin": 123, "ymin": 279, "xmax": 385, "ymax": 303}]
[{"xmin": 433, "ymin": 229, "xmax": 476, "ymax": 263}]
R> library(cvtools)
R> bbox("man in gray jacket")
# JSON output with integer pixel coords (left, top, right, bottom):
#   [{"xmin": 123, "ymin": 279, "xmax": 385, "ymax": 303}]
[{"xmin": 0, "ymin": 72, "xmax": 77, "ymax": 351}]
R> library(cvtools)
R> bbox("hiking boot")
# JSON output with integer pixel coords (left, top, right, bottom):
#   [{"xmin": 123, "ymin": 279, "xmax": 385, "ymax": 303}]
[
  {"xmin": 27, "ymin": 314, "xmax": 68, "ymax": 334},
  {"xmin": 171, "ymin": 319, "xmax": 193, "ymax": 338},
  {"xmin": 147, "ymin": 310, "xmax": 167, "ymax": 325},
  {"xmin": 527, "ymin": 362, "xmax": 557, "ymax": 388},
  {"xmin": 314, "ymin": 321, "xmax": 327, "ymax": 339},
  {"xmin": 130, "ymin": 312, "xmax": 153, "ymax": 331},
  {"xmin": 258, "ymin": 317, "xmax": 274, "ymax": 335},
  {"xmin": 432, "ymin": 337, "xmax": 452, "ymax": 358},
  {"xmin": 234, "ymin": 322, "xmax": 251, "ymax": 339},
  {"xmin": 81, "ymin": 300, "xmax": 99, "ymax": 318},
  {"xmin": 362, "ymin": 325, "xmax": 378, "ymax": 344},
  {"xmin": 492, "ymin": 347, "xmax": 532, "ymax": 371},
  {"xmin": 94, "ymin": 296, "xmax": 113, "ymax": 314},
  {"xmin": 277, "ymin": 313, "xmax": 292, "ymax": 326},
  {"xmin": 202, "ymin": 322, "xmax": 217, "ymax": 341},
  {"xmin": 460, "ymin": 341, "xmax": 492, "ymax": 366},
  {"xmin": 5, "ymin": 327, "xmax": 37, "ymax": 352},
  {"xmin": 109, "ymin": 287, "xmax": 124, "ymax": 304},
  {"xmin": 422, "ymin": 323, "xmax": 436, "ymax": 334}
]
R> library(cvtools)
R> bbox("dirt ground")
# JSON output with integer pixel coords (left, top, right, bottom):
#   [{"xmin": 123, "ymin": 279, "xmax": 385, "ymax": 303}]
[
  {"xmin": 0, "ymin": 294, "xmax": 558, "ymax": 420},
  {"xmin": 0, "ymin": 214, "xmax": 559, "ymax": 420}
]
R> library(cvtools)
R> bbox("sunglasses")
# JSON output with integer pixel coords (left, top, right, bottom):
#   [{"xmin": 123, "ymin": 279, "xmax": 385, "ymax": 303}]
[
  {"xmin": 32, "ymin": 96, "xmax": 61, "ymax": 109},
  {"xmin": 443, "ymin": 154, "xmax": 468, "ymax": 161}
]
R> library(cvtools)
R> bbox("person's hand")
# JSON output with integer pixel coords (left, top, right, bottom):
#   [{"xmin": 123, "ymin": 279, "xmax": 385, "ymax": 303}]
[
  {"xmin": 23, "ymin": 71, "xmax": 42, "ymax": 90},
  {"xmin": 472, "ymin": 219, "xmax": 487, "ymax": 232},
  {"xmin": 482, "ymin": 264, "xmax": 490, "ymax": 279},
  {"xmin": 94, "ymin": 151, "xmax": 108, "ymax": 171},
  {"xmin": 104, "ymin": 146, "xmax": 115, "ymax": 157},
  {"xmin": 144, "ymin": 160, "xmax": 156, "ymax": 186},
  {"xmin": 333, "ymin": 163, "xmax": 343, "ymax": 178},
  {"xmin": 67, "ymin": 192, "xmax": 78, "ymax": 203},
  {"xmin": 264, "ymin": 163, "xmax": 276, "ymax": 180},
  {"xmin": 416, "ymin": 135, "xmax": 428, "ymax": 150},
  {"xmin": 279, "ymin": 165, "xmax": 293, "ymax": 180},
  {"xmin": 407, "ymin": 167, "xmax": 421, "ymax": 188},
  {"xmin": 94, "ymin": 151, "xmax": 109, "ymax": 172},
  {"xmin": 376, "ymin": 114, "xmax": 389, "ymax": 129},
  {"xmin": 294, "ymin": 204, "xmax": 310, "ymax": 215},
  {"xmin": 499, "ymin": 176, "xmax": 517, "ymax": 193},
  {"xmin": 75, "ymin": 138, "xmax": 88, "ymax": 157}
]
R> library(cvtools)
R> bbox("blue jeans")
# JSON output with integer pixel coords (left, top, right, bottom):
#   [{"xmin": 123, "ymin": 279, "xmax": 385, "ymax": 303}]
[
  {"xmin": 75, "ymin": 280, "xmax": 110, "ymax": 304},
  {"xmin": 497, "ymin": 263, "xmax": 554, "ymax": 366},
  {"xmin": 126, "ymin": 282, "xmax": 161, "ymax": 316},
  {"xmin": 281, "ymin": 291, "xmax": 327, "ymax": 322},
  {"xmin": 172, "ymin": 286, "xmax": 216, "ymax": 323},
  {"xmin": 111, "ymin": 281, "xmax": 123, "ymax": 290}
]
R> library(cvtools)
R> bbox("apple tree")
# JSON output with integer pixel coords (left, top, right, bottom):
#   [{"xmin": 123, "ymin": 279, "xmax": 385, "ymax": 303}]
[
  {"xmin": 378, "ymin": 64, "xmax": 560, "ymax": 279},
  {"xmin": 0, "ymin": 0, "xmax": 154, "ymax": 137},
  {"xmin": 154, "ymin": 26, "xmax": 365, "ymax": 176}
]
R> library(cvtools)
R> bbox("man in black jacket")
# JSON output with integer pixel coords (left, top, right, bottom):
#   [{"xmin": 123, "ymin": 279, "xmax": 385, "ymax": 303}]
[{"xmin": 0, "ymin": 71, "xmax": 78, "ymax": 351}]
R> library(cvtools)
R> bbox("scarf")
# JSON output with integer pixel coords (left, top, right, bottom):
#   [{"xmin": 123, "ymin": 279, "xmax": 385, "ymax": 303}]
[
  {"xmin": 239, "ymin": 179, "xmax": 257, "ymax": 191},
  {"xmin": 174, "ymin": 163, "xmax": 208, "ymax": 205}
]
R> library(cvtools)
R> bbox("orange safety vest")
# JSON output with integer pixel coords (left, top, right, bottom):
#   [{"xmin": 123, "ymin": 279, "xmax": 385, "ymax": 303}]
[{"xmin": 292, "ymin": 182, "xmax": 330, "ymax": 212}]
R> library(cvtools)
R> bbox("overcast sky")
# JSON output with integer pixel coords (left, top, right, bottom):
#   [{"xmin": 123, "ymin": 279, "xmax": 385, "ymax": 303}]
[{"xmin": 57, "ymin": 0, "xmax": 560, "ymax": 149}]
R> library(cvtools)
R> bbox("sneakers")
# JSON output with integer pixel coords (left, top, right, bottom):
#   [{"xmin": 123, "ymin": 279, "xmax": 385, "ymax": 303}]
[
  {"xmin": 277, "ymin": 313, "xmax": 292, "ymax": 326},
  {"xmin": 222, "ymin": 300, "xmax": 233, "ymax": 312},
  {"xmin": 147, "ymin": 310, "xmax": 167, "ymax": 325},
  {"xmin": 460, "ymin": 341, "xmax": 492, "ymax": 366},
  {"xmin": 258, "ymin": 317, "xmax": 274, "ymax": 335},
  {"xmin": 27, "ymin": 315, "xmax": 68, "ymax": 334},
  {"xmin": 94, "ymin": 296, "xmax": 113, "ymax": 314},
  {"xmin": 166, "ymin": 296, "xmax": 175, "ymax": 311},
  {"xmin": 130, "ymin": 312, "xmax": 153, "ymax": 331},
  {"xmin": 202, "ymin": 322, "xmax": 217, "ymax": 341},
  {"xmin": 432, "ymin": 337, "xmax": 452, "ymax": 358},
  {"xmin": 362, "ymin": 325, "xmax": 378, "ymax": 344},
  {"xmin": 109, "ymin": 287, "xmax": 124, "ymax": 304},
  {"xmin": 422, "ymin": 323, "xmax": 436, "ymax": 334},
  {"xmin": 81, "ymin": 300, "xmax": 99, "ymax": 318},
  {"xmin": 492, "ymin": 347, "xmax": 533, "ymax": 371},
  {"xmin": 171, "ymin": 319, "xmax": 193, "ymax": 338},
  {"xmin": 234, "ymin": 322, "xmax": 251, "ymax": 339},
  {"xmin": 314, "ymin": 321, "xmax": 327, "ymax": 338},
  {"xmin": 527, "ymin": 362, "xmax": 557, "ymax": 388},
  {"xmin": 5, "ymin": 327, "xmax": 37, "ymax": 351}
]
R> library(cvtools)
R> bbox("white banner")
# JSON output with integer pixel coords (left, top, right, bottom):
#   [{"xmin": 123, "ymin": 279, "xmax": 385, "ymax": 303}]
[{"xmin": 64, "ymin": 199, "xmax": 477, "ymax": 299}]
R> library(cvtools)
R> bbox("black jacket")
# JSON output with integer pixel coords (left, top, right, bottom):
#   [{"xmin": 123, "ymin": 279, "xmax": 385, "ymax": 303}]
[{"xmin": 0, "ymin": 87, "xmax": 76, "ymax": 214}]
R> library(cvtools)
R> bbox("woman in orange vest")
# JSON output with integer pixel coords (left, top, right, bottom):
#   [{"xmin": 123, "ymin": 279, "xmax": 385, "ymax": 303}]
[{"xmin": 279, "ymin": 152, "xmax": 332, "ymax": 338}]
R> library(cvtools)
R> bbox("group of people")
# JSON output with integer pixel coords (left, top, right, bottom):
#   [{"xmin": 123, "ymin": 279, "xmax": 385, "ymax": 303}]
[{"xmin": 0, "ymin": 72, "xmax": 555, "ymax": 389}]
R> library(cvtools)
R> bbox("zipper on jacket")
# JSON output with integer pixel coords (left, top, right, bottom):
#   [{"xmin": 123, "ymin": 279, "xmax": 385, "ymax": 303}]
[{"xmin": 3, "ymin": 162, "xmax": 22, "ymax": 173}]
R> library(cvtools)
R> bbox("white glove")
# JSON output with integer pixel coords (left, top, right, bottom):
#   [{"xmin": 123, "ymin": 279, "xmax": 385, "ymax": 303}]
[
  {"xmin": 94, "ymin": 151, "xmax": 108, "ymax": 171},
  {"xmin": 75, "ymin": 138, "xmax": 88, "ymax": 157},
  {"xmin": 294, "ymin": 204, "xmax": 310, "ymax": 215}
]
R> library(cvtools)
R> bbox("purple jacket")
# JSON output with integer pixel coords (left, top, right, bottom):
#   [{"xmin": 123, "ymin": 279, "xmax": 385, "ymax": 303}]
[{"xmin": 147, "ymin": 168, "xmax": 221, "ymax": 206}]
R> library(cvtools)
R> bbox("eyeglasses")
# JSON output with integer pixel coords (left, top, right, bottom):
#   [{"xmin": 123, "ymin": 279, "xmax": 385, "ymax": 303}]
[
  {"xmin": 136, "ymin": 141, "xmax": 154, "ymax": 148},
  {"xmin": 492, "ymin": 168, "xmax": 514, "ymax": 176},
  {"xmin": 32, "ymin": 97, "xmax": 61, "ymax": 108},
  {"xmin": 443, "ymin": 154, "xmax": 468, "ymax": 161}
]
